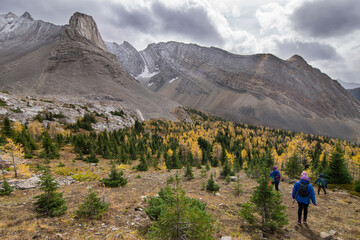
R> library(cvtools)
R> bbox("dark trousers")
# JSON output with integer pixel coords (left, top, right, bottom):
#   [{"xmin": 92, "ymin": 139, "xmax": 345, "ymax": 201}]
[
  {"xmin": 298, "ymin": 202, "xmax": 309, "ymax": 222},
  {"xmin": 273, "ymin": 182, "xmax": 279, "ymax": 191},
  {"xmin": 318, "ymin": 186, "xmax": 326, "ymax": 195}
]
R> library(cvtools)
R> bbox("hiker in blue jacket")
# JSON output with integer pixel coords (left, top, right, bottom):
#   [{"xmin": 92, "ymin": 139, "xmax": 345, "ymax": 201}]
[
  {"xmin": 314, "ymin": 173, "xmax": 327, "ymax": 195},
  {"xmin": 270, "ymin": 166, "xmax": 281, "ymax": 191},
  {"xmin": 292, "ymin": 172, "xmax": 317, "ymax": 224}
]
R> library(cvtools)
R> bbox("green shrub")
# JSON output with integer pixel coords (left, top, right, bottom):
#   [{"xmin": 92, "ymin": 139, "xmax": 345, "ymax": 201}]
[
  {"xmin": 33, "ymin": 170, "xmax": 67, "ymax": 217},
  {"xmin": 355, "ymin": 180, "xmax": 360, "ymax": 193},
  {"xmin": 206, "ymin": 174, "xmax": 220, "ymax": 192},
  {"xmin": 136, "ymin": 155, "xmax": 148, "ymax": 171},
  {"xmin": 239, "ymin": 167, "xmax": 288, "ymax": 232},
  {"xmin": 83, "ymin": 153, "xmax": 99, "ymax": 163},
  {"xmin": 0, "ymin": 177, "xmax": 13, "ymax": 196},
  {"xmin": 100, "ymin": 165, "xmax": 127, "ymax": 187},
  {"xmin": 54, "ymin": 167, "xmax": 72, "ymax": 176},
  {"xmin": 72, "ymin": 172, "xmax": 99, "ymax": 182},
  {"xmin": 0, "ymin": 99, "xmax": 6, "ymax": 107},
  {"xmin": 184, "ymin": 163, "xmax": 194, "ymax": 180},
  {"xmin": 146, "ymin": 176, "xmax": 215, "ymax": 239},
  {"xmin": 75, "ymin": 188, "xmax": 110, "ymax": 219}
]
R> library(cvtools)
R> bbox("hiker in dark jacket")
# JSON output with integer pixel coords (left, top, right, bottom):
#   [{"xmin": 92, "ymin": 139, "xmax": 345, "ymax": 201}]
[
  {"xmin": 270, "ymin": 166, "xmax": 281, "ymax": 191},
  {"xmin": 314, "ymin": 173, "xmax": 327, "ymax": 195},
  {"xmin": 292, "ymin": 173, "xmax": 317, "ymax": 224}
]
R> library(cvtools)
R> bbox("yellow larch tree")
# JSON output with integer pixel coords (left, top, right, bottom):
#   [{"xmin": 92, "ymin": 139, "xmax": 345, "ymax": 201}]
[{"xmin": 3, "ymin": 138, "xmax": 26, "ymax": 178}]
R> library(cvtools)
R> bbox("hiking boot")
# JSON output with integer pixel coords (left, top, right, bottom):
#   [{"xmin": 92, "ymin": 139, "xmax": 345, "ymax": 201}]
[
  {"xmin": 297, "ymin": 220, "xmax": 301, "ymax": 225},
  {"xmin": 303, "ymin": 219, "xmax": 307, "ymax": 224}
]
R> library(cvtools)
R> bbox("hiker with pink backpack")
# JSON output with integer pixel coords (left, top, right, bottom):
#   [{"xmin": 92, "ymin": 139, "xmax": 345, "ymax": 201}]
[{"xmin": 292, "ymin": 172, "xmax": 317, "ymax": 224}]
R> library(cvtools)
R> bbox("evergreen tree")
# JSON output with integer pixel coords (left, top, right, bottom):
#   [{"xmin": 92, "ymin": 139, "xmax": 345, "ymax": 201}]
[
  {"xmin": 284, "ymin": 153, "xmax": 302, "ymax": 179},
  {"xmin": 34, "ymin": 170, "xmax": 67, "ymax": 217},
  {"xmin": 137, "ymin": 154, "xmax": 148, "ymax": 171},
  {"xmin": 317, "ymin": 153, "xmax": 328, "ymax": 176},
  {"xmin": 84, "ymin": 150, "xmax": 99, "ymax": 163},
  {"xmin": 146, "ymin": 175, "xmax": 215, "ymax": 240},
  {"xmin": 206, "ymin": 174, "xmax": 220, "ymax": 192},
  {"xmin": 264, "ymin": 149, "xmax": 274, "ymax": 170},
  {"xmin": 325, "ymin": 145, "xmax": 352, "ymax": 184},
  {"xmin": 184, "ymin": 163, "xmax": 194, "ymax": 180},
  {"xmin": 0, "ymin": 177, "xmax": 13, "ymax": 196},
  {"xmin": 101, "ymin": 164, "xmax": 127, "ymax": 187},
  {"xmin": 240, "ymin": 167, "xmax": 288, "ymax": 231},
  {"xmin": 1, "ymin": 115, "xmax": 13, "ymax": 137},
  {"xmin": 40, "ymin": 131, "xmax": 59, "ymax": 159},
  {"xmin": 220, "ymin": 160, "xmax": 233, "ymax": 178},
  {"xmin": 75, "ymin": 188, "xmax": 110, "ymax": 219}
]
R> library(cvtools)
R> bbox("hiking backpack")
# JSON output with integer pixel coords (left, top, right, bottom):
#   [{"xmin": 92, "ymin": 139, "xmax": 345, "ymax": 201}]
[
  {"xmin": 275, "ymin": 175, "xmax": 280, "ymax": 182},
  {"xmin": 298, "ymin": 182, "xmax": 309, "ymax": 197},
  {"xmin": 319, "ymin": 177, "xmax": 325, "ymax": 187}
]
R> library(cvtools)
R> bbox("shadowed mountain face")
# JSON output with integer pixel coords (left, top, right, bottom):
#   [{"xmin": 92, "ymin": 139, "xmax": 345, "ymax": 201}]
[
  {"xmin": 109, "ymin": 41, "xmax": 360, "ymax": 142},
  {"xmin": 0, "ymin": 12, "xmax": 178, "ymax": 120},
  {"xmin": 348, "ymin": 88, "xmax": 360, "ymax": 102}
]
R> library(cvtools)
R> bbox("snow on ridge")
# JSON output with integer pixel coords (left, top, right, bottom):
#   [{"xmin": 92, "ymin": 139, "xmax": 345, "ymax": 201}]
[
  {"xmin": 169, "ymin": 77, "xmax": 178, "ymax": 83},
  {"xmin": 148, "ymin": 82, "xmax": 153, "ymax": 86}
]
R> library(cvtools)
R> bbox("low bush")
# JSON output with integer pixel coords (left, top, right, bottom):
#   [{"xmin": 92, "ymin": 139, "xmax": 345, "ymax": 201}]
[
  {"xmin": 54, "ymin": 167, "xmax": 72, "ymax": 176},
  {"xmin": 72, "ymin": 172, "xmax": 99, "ymax": 182}
]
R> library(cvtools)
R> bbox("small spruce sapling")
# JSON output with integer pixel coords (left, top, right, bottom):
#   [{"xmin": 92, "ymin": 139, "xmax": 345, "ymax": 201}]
[
  {"xmin": 239, "ymin": 167, "xmax": 288, "ymax": 231},
  {"xmin": 33, "ymin": 170, "xmax": 67, "ymax": 217},
  {"xmin": 206, "ymin": 174, "xmax": 220, "ymax": 192},
  {"xmin": 0, "ymin": 177, "xmax": 13, "ymax": 196},
  {"xmin": 184, "ymin": 163, "xmax": 194, "ymax": 180},
  {"xmin": 75, "ymin": 188, "xmax": 110, "ymax": 219},
  {"xmin": 100, "ymin": 164, "xmax": 127, "ymax": 187}
]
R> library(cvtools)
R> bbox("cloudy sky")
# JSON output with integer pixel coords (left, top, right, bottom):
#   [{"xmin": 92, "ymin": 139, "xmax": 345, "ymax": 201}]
[{"xmin": 1, "ymin": 0, "xmax": 360, "ymax": 84}]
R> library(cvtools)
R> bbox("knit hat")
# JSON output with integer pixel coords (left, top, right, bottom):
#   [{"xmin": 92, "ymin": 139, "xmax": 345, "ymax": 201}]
[
  {"xmin": 301, "ymin": 171, "xmax": 308, "ymax": 177},
  {"xmin": 273, "ymin": 166, "xmax": 277, "ymax": 170},
  {"xmin": 300, "ymin": 175, "xmax": 311, "ymax": 182}
]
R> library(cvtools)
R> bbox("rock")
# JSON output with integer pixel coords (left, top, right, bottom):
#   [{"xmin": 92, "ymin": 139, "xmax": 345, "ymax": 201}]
[
  {"xmin": 230, "ymin": 176, "xmax": 237, "ymax": 182},
  {"xmin": 215, "ymin": 193, "xmax": 221, "ymax": 196},
  {"xmin": 15, "ymin": 176, "xmax": 40, "ymax": 189},
  {"xmin": 56, "ymin": 176, "xmax": 75, "ymax": 186},
  {"xmin": 218, "ymin": 203, "xmax": 228, "ymax": 209},
  {"xmin": 329, "ymin": 230, "xmax": 337, "ymax": 237},
  {"xmin": 320, "ymin": 231, "xmax": 335, "ymax": 239},
  {"xmin": 221, "ymin": 236, "xmax": 232, "ymax": 240}
]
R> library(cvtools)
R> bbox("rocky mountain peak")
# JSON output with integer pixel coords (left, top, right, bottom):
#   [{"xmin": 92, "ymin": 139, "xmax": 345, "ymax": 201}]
[
  {"xmin": 4, "ymin": 12, "xmax": 17, "ymax": 20},
  {"xmin": 286, "ymin": 54, "xmax": 310, "ymax": 68},
  {"xmin": 20, "ymin": 12, "xmax": 33, "ymax": 21},
  {"xmin": 68, "ymin": 12, "xmax": 106, "ymax": 51}
]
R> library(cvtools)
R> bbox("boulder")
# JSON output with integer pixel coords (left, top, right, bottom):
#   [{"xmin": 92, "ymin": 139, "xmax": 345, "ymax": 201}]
[
  {"xmin": 221, "ymin": 237, "xmax": 232, "ymax": 240},
  {"xmin": 320, "ymin": 229, "xmax": 337, "ymax": 239}
]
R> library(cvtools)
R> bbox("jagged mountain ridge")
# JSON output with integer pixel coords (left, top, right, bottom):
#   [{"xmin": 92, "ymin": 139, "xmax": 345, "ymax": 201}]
[
  {"xmin": 0, "ymin": 12, "xmax": 179, "ymax": 121},
  {"xmin": 108, "ymin": 41, "xmax": 360, "ymax": 142}
]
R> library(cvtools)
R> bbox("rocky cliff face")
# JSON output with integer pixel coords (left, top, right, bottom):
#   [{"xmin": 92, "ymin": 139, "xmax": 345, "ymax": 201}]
[
  {"xmin": 68, "ymin": 12, "xmax": 107, "ymax": 51},
  {"xmin": 0, "ymin": 12, "xmax": 179, "ymax": 122},
  {"xmin": 109, "ymin": 41, "xmax": 360, "ymax": 142}
]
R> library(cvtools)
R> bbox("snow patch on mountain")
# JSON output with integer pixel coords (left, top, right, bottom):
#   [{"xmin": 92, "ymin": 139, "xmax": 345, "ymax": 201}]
[{"xmin": 169, "ymin": 77, "xmax": 178, "ymax": 83}]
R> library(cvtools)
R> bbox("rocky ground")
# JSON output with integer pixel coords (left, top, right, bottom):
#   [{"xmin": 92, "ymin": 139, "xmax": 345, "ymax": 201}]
[
  {"xmin": 1, "ymin": 149, "xmax": 359, "ymax": 240},
  {"xmin": 0, "ymin": 91, "xmax": 145, "ymax": 131}
]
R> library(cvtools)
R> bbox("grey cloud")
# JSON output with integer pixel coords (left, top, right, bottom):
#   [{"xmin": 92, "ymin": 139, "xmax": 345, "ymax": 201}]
[
  {"xmin": 276, "ymin": 40, "xmax": 341, "ymax": 61},
  {"xmin": 291, "ymin": 0, "xmax": 360, "ymax": 37},
  {"xmin": 106, "ymin": 5, "xmax": 155, "ymax": 33},
  {"xmin": 151, "ymin": 1, "xmax": 223, "ymax": 45}
]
